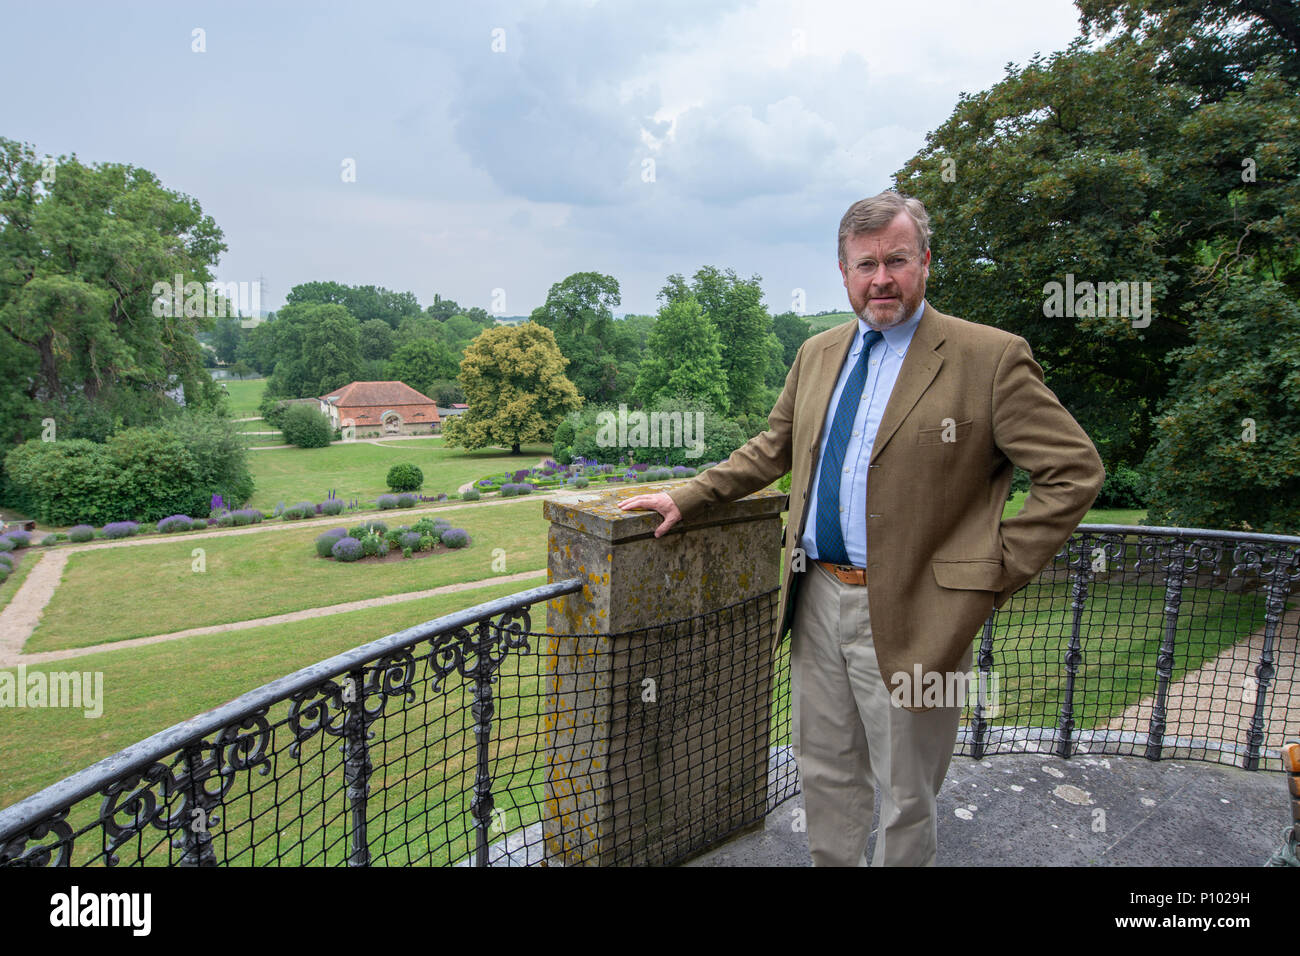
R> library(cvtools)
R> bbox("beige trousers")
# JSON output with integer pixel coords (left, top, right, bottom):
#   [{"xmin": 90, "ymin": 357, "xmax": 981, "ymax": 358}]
[{"xmin": 790, "ymin": 562, "xmax": 971, "ymax": 866}]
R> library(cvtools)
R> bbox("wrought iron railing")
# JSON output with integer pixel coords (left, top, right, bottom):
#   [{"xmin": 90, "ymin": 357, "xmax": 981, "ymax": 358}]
[{"xmin": 0, "ymin": 524, "xmax": 1295, "ymax": 867}]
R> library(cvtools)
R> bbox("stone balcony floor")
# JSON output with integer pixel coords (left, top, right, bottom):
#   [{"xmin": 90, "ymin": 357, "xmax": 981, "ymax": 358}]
[{"xmin": 688, "ymin": 751, "xmax": 1291, "ymax": 866}]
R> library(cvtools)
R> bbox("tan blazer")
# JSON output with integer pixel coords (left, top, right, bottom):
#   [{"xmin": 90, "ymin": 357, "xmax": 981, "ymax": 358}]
[{"xmin": 667, "ymin": 303, "xmax": 1105, "ymax": 709}]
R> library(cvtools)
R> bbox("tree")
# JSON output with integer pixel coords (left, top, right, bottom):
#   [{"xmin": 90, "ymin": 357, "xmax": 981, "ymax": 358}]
[
  {"xmin": 772, "ymin": 311, "xmax": 813, "ymax": 367},
  {"xmin": 280, "ymin": 403, "xmax": 333, "ymax": 448},
  {"xmin": 0, "ymin": 138, "xmax": 226, "ymax": 446},
  {"xmin": 211, "ymin": 314, "xmax": 242, "ymax": 364},
  {"xmin": 262, "ymin": 302, "xmax": 362, "ymax": 399},
  {"xmin": 891, "ymin": 15, "xmax": 1298, "ymax": 471},
  {"xmin": 359, "ymin": 318, "xmax": 395, "ymax": 361},
  {"xmin": 530, "ymin": 272, "xmax": 625, "ymax": 401},
  {"xmin": 1140, "ymin": 279, "xmax": 1300, "ymax": 534},
  {"xmin": 229, "ymin": 360, "xmax": 253, "ymax": 380},
  {"xmin": 386, "ymin": 339, "xmax": 459, "ymax": 397},
  {"xmin": 443, "ymin": 323, "xmax": 581, "ymax": 454},
  {"xmin": 633, "ymin": 296, "xmax": 729, "ymax": 413},
  {"xmin": 660, "ymin": 267, "xmax": 776, "ymax": 415},
  {"xmin": 286, "ymin": 281, "xmax": 420, "ymax": 330}
]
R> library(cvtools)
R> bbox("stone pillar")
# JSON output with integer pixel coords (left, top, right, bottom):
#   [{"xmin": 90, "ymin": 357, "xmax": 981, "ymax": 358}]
[{"xmin": 542, "ymin": 483, "xmax": 785, "ymax": 866}]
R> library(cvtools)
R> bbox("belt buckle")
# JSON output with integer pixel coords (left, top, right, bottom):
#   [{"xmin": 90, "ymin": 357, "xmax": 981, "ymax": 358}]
[{"xmin": 834, "ymin": 564, "xmax": 855, "ymax": 574}]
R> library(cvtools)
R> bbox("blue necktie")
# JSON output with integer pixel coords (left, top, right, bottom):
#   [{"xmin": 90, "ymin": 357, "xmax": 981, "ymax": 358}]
[{"xmin": 815, "ymin": 329, "xmax": 883, "ymax": 566}]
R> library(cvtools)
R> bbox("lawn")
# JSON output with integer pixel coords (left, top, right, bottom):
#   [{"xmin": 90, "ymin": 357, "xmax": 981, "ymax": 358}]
[
  {"xmin": 244, "ymin": 440, "xmax": 554, "ymax": 512},
  {"xmin": 28, "ymin": 500, "xmax": 552, "ymax": 651},
  {"xmin": 0, "ymin": 574, "xmax": 549, "ymax": 818},
  {"xmin": 219, "ymin": 377, "xmax": 267, "ymax": 417}
]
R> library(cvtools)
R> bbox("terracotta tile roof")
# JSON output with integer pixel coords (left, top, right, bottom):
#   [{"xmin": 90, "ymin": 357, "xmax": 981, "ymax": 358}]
[{"xmin": 319, "ymin": 381, "xmax": 441, "ymax": 427}]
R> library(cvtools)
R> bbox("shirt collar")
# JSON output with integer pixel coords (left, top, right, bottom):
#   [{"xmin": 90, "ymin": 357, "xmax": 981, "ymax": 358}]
[{"xmin": 854, "ymin": 300, "xmax": 925, "ymax": 357}]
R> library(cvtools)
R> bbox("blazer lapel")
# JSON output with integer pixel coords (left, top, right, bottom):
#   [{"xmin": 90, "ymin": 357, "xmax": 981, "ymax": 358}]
[
  {"xmin": 806, "ymin": 320, "xmax": 858, "ymax": 450},
  {"xmin": 870, "ymin": 303, "xmax": 946, "ymax": 464}
]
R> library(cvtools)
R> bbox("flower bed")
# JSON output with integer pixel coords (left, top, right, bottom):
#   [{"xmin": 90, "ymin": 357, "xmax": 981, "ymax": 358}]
[{"xmin": 314, "ymin": 516, "xmax": 470, "ymax": 563}]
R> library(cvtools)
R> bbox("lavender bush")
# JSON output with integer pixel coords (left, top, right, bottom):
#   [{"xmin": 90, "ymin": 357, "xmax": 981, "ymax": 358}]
[
  {"xmin": 282, "ymin": 501, "xmax": 316, "ymax": 520},
  {"xmin": 156, "ymin": 515, "xmax": 194, "ymax": 534},
  {"xmin": 461, "ymin": 488, "xmax": 480, "ymax": 501},
  {"xmin": 399, "ymin": 531, "xmax": 422, "ymax": 552},
  {"xmin": 440, "ymin": 528, "xmax": 469, "ymax": 549},
  {"xmin": 376, "ymin": 493, "xmax": 399, "ymax": 510},
  {"xmin": 102, "ymin": 521, "xmax": 139, "ymax": 540},
  {"xmin": 320, "ymin": 498, "xmax": 345, "ymax": 516},
  {"xmin": 331, "ymin": 536, "xmax": 364, "ymax": 562},
  {"xmin": 315, "ymin": 527, "xmax": 349, "ymax": 557},
  {"xmin": 396, "ymin": 493, "xmax": 418, "ymax": 508},
  {"xmin": 68, "ymin": 525, "xmax": 95, "ymax": 543},
  {"xmin": 3, "ymin": 530, "xmax": 32, "ymax": 548},
  {"xmin": 40, "ymin": 533, "xmax": 59, "ymax": 546}
]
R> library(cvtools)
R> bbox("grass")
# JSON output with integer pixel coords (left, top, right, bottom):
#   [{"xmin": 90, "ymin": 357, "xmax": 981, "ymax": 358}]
[
  {"xmin": 0, "ymin": 574, "xmax": 548, "ymax": 826},
  {"xmin": 244, "ymin": 441, "xmax": 553, "ymax": 513},
  {"xmin": 29, "ymin": 501, "xmax": 552, "ymax": 651},
  {"xmin": 220, "ymin": 377, "xmax": 267, "ymax": 417}
]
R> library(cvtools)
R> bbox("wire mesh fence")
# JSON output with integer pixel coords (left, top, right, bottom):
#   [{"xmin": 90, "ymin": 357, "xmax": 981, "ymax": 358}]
[{"xmin": 0, "ymin": 525, "xmax": 1294, "ymax": 867}]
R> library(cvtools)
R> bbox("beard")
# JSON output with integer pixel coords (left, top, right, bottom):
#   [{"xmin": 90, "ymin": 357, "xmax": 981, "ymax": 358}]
[{"xmin": 853, "ymin": 288, "xmax": 921, "ymax": 330}]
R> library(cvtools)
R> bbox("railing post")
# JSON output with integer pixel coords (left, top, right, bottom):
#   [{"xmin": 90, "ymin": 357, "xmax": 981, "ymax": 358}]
[
  {"xmin": 1056, "ymin": 536, "xmax": 1091, "ymax": 758},
  {"xmin": 1242, "ymin": 546, "xmax": 1293, "ymax": 770},
  {"xmin": 341, "ymin": 668, "xmax": 372, "ymax": 867},
  {"xmin": 469, "ymin": 623, "xmax": 497, "ymax": 867},
  {"xmin": 1145, "ymin": 541, "xmax": 1186, "ymax": 761},
  {"xmin": 971, "ymin": 613, "xmax": 997, "ymax": 759},
  {"xmin": 542, "ymin": 485, "xmax": 785, "ymax": 865},
  {"xmin": 176, "ymin": 743, "xmax": 217, "ymax": 867}
]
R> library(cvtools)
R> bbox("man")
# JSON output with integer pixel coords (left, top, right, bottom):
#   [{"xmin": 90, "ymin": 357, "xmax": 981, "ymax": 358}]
[{"xmin": 619, "ymin": 191, "xmax": 1104, "ymax": 866}]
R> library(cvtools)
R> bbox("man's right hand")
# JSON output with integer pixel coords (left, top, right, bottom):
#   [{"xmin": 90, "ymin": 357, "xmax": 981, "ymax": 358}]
[{"xmin": 617, "ymin": 492, "xmax": 683, "ymax": 538}]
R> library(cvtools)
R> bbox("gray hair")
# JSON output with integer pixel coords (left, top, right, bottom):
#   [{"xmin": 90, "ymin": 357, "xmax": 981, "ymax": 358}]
[{"xmin": 837, "ymin": 191, "xmax": 931, "ymax": 264}]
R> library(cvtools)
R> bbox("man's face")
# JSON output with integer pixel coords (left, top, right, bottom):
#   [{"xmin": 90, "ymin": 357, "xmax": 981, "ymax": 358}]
[{"xmin": 838, "ymin": 210, "xmax": 930, "ymax": 330}]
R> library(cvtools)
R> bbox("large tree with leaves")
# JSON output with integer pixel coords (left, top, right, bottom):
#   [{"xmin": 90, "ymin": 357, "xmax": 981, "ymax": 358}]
[
  {"xmin": 286, "ymin": 281, "xmax": 421, "ymax": 330},
  {"xmin": 633, "ymin": 296, "xmax": 729, "ymax": 413},
  {"xmin": 529, "ymin": 271, "xmax": 629, "ymax": 402},
  {"xmin": 0, "ymin": 138, "xmax": 227, "ymax": 445},
  {"xmin": 442, "ymin": 322, "xmax": 581, "ymax": 454},
  {"xmin": 262, "ymin": 302, "xmax": 362, "ymax": 399},
  {"xmin": 892, "ymin": 1, "xmax": 1297, "ymax": 471},
  {"xmin": 660, "ymin": 267, "xmax": 777, "ymax": 416}
]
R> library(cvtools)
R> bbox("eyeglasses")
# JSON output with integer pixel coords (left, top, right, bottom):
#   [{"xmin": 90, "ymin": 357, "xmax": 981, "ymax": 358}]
[{"xmin": 851, "ymin": 253, "xmax": 920, "ymax": 276}]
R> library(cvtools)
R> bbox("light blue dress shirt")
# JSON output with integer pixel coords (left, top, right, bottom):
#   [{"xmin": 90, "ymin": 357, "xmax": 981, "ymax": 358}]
[{"xmin": 800, "ymin": 301, "xmax": 925, "ymax": 567}]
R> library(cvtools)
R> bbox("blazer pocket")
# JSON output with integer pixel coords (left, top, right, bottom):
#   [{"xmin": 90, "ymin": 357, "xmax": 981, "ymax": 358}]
[
  {"xmin": 916, "ymin": 418, "xmax": 973, "ymax": 445},
  {"xmin": 932, "ymin": 559, "xmax": 1005, "ymax": 592}
]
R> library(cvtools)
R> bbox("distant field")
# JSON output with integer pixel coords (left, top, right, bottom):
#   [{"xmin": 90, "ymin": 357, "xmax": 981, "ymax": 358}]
[
  {"xmin": 807, "ymin": 311, "xmax": 855, "ymax": 331},
  {"xmin": 220, "ymin": 377, "xmax": 267, "ymax": 417},
  {"xmin": 245, "ymin": 440, "xmax": 553, "ymax": 511}
]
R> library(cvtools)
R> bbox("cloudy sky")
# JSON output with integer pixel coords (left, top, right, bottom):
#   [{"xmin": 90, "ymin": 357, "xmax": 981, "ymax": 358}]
[{"xmin": 5, "ymin": 0, "xmax": 1084, "ymax": 317}]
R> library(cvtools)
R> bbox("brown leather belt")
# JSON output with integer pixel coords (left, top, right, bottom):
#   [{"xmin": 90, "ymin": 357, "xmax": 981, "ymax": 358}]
[{"xmin": 816, "ymin": 560, "xmax": 868, "ymax": 586}]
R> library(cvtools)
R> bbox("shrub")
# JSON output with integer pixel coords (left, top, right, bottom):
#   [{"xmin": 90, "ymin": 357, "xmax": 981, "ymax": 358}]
[
  {"xmin": 39, "ymin": 533, "xmax": 58, "ymax": 546},
  {"xmin": 316, "ymin": 528, "xmax": 348, "ymax": 557},
  {"xmin": 397, "ymin": 493, "xmax": 418, "ymax": 508},
  {"xmin": 190, "ymin": 518, "xmax": 209, "ymax": 531},
  {"xmin": 331, "ymin": 536, "xmax": 364, "ymax": 562},
  {"xmin": 102, "ymin": 521, "xmax": 139, "ymax": 539},
  {"xmin": 4, "ymin": 530, "xmax": 31, "ymax": 549},
  {"xmin": 411, "ymin": 517, "xmax": 436, "ymax": 536},
  {"xmin": 461, "ymin": 488, "xmax": 480, "ymax": 501},
  {"xmin": 0, "ymin": 538, "xmax": 12, "ymax": 553},
  {"xmin": 440, "ymin": 528, "xmax": 469, "ymax": 549},
  {"xmin": 0, "ymin": 566, "xmax": 7, "ymax": 583},
  {"xmin": 399, "ymin": 531, "xmax": 422, "ymax": 551},
  {"xmin": 568, "ymin": 476, "xmax": 590, "ymax": 488},
  {"xmin": 359, "ymin": 532, "xmax": 388, "ymax": 557},
  {"xmin": 402, "ymin": 546, "xmax": 413, "ymax": 558},
  {"xmin": 349, "ymin": 519, "xmax": 387, "ymax": 538},
  {"xmin": 499, "ymin": 484, "xmax": 519, "ymax": 498},
  {"xmin": 418, "ymin": 534, "xmax": 435, "ymax": 552},
  {"xmin": 282, "ymin": 501, "xmax": 317, "ymax": 520},
  {"xmin": 280, "ymin": 404, "xmax": 333, "ymax": 448},
  {"xmin": 0, "ymin": 552, "xmax": 13, "ymax": 570},
  {"xmin": 320, "ymin": 498, "xmax": 345, "ymax": 516},
  {"xmin": 376, "ymin": 494, "xmax": 399, "ymax": 510},
  {"xmin": 386, "ymin": 463, "xmax": 424, "ymax": 492},
  {"xmin": 1095, "ymin": 464, "xmax": 1146, "ymax": 509},
  {"xmin": 68, "ymin": 525, "xmax": 95, "ymax": 543},
  {"xmin": 157, "ymin": 515, "xmax": 194, "ymax": 534},
  {"xmin": 218, "ymin": 508, "xmax": 264, "ymax": 527}
]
